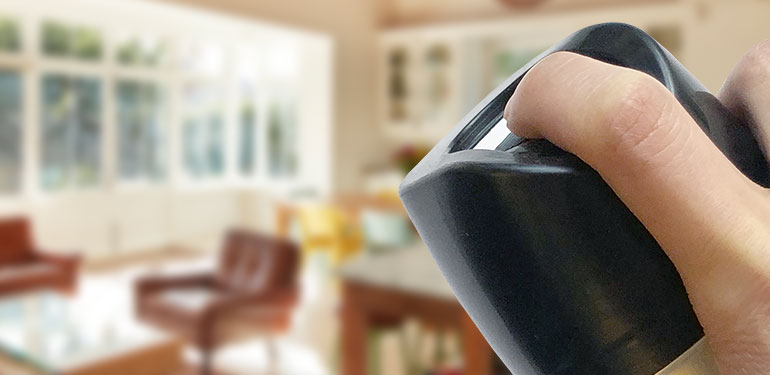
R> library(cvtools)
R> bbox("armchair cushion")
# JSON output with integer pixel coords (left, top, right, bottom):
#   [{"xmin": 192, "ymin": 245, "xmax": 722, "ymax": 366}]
[
  {"xmin": 147, "ymin": 287, "xmax": 218, "ymax": 314},
  {"xmin": 139, "ymin": 286, "xmax": 297, "ymax": 349}
]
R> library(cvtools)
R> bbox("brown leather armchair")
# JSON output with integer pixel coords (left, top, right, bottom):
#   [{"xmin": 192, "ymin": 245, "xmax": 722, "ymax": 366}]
[
  {"xmin": 135, "ymin": 230, "xmax": 300, "ymax": 375},
  {"xmin": 0, "ymin": 217, "xmax": 80, "ymax": 297}
]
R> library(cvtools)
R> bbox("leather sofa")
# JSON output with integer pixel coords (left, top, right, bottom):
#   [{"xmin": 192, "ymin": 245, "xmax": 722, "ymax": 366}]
[{"xmin": 0, "ymin": 217, "xmax": 81, "ymax": 297}]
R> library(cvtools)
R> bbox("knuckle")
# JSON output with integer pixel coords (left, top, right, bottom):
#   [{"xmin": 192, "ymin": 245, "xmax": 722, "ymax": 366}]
[
  {"xmin": 594, "ymin": 71, "xmax": 679, "ymax": 162},
  {"xmin": 734, "ymin": 39, "xmax": 770, "ymax": 88},
  {"xmin": 519, "ymin": 52, "xmax": 578, "ymax": 89}
]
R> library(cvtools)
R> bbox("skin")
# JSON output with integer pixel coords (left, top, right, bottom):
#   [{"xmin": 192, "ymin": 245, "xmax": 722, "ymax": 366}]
[{"xmin": 504, "ymin": 43, "xmax": 770, "ymax": 374}]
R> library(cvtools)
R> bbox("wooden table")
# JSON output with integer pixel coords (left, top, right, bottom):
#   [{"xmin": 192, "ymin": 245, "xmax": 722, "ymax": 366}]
[
  {"xmin": 339, "ymin": 246, "xmax": 493, "ymax": 375},
  {"xmin": 0, "ymin": 338, "xmax": 182, "ymax": 375}
]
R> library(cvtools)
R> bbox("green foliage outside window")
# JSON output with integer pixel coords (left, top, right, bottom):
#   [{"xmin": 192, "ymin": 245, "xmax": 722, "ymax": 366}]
[
  {"xmin": 116, "ymin": 37, "xmax": 164, "ymax": 67},
  {"xmin": 238, "ymin": 103, "xmax": 257, "ymax": 176},
  {"xmin": 42, "ymin": 21, "xmax": 102, "ymax": 61},
  {"xmin": 40, "ymin": 74, "xmax": 102, "ymax": 189},
  {"xmin": 116, "ymin": 80, "xmax": 165, "ymax": 181},
  {"xmin": 0, "ymin": 16, "xmax": 20, "ymax": 52},
  {"xmin": 267, "ymin": 96, "xmax": 297, "ymax": 178}
]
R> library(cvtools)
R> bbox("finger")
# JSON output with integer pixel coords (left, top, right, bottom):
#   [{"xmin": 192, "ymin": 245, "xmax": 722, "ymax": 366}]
[
  {"xmin": 718, "ymin": 39, "xmax": 770, "ymax": 154},
  {"xmin": 504, "ymin": 52, "xmax": 770, "ymax": 348}
]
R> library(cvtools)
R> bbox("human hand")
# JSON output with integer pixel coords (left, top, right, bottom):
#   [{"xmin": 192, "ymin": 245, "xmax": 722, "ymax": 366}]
[{"xmin": 504, "ymin": 44, "xmax": 770, "ymax": 374}]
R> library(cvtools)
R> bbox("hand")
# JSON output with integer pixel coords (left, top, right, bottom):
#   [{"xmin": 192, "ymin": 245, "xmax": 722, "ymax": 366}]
[{"xmin": 504, "ymin": 45, "xmax": 770, "ymax": 374}]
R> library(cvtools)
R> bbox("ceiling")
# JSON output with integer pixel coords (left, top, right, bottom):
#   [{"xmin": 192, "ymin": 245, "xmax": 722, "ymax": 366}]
[{"xmin": 379, "ymin": 0, "xmax": 677, "ymax": 26}]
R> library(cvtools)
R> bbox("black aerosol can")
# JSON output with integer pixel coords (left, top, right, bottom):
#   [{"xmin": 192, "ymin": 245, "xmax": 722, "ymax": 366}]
[{"xmin": 399, "ymin": 23, "xmax": 769, "ymax": 375}]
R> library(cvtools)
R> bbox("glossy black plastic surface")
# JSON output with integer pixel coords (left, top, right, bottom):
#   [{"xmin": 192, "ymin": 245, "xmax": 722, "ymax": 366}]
[{"xmin": 400, "ymin": 23, "xmax": 770, "ymax": 375}]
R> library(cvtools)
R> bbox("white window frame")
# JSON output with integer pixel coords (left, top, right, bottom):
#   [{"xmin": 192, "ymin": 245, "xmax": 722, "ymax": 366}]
[{"xmin": 0, "ymin": 0, "xmax": 332, "ymax": 205}]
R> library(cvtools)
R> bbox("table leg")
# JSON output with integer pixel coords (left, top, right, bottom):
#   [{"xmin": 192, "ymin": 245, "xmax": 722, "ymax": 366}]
[{"xmin": 461, "ymin": 313, "xmax": 492, "ymax": 375}]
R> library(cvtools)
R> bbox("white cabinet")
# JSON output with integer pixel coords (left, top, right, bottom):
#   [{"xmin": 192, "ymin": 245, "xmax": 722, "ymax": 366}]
[{"xmin": 378, "ymin": 2, "xmax": 690, "ymax": 143}]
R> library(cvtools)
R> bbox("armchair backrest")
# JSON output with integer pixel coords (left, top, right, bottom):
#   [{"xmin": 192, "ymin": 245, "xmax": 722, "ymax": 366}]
[
  {"xmin": 216, "ymin": 230, "xmax": 299, "ymax": 294},
  {"xmin": 0, "ymin": 217, "xmax": 35, "ymax": 265}
]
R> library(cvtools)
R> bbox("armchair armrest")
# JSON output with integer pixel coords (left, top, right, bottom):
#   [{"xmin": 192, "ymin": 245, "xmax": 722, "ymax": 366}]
[
  {"xmin": 135, "ymin": 272, "xmax": 216, "ymax": 297},
  {"xmin": 35, "ymin": 250, "xmax": 81, "ymax": 271},
  {"xmin": 33, "ymin": 250, "xmax": 81, "ymax": 294}
]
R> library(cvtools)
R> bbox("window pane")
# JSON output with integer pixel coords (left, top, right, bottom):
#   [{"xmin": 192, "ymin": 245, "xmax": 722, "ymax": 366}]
[
  {"xmin": 424, "ymin": 44, "xmax": 451, "ymax": 122},
  {"xmin": 115, "ymin": 34, "xmax": 165, "ymax": 67},
  {"xmin": 182, "ymin": 115, "xmax": 224, "ymax": 179},
  {"xmin": 0, "ymin": 70, "xmax": 21, "ymax": 193},
  {"xmin": 0, "ymin": 15, "xmax": 21, "ymax": 53},
  {"xmin": 41, "ymin": 22, "xmax": 69, "ymax": 57},
  {"xmin": 41, "ymin": 21, "xmax": 102, "ymax": 61},
  {"xmin": 238, "ymin": 102, "xmax": 256, "ymax": 176},
  {"xmin": 40, "ymin": 74, "xmax": 101, "ymax": 189},
  {"xmin": 235, "ymin": 46, "xmax": 259, "ymax": 177},
  {"xmin": 179, "ymin": 42, "xmax": 223, "ymax": 77},
  {"xmin": 116, "ymin": 80, "xmax": 165, "ymax": 181},
  {"xmin": 181, "ymin": 83, "xmax": 224, "ymax": 179},
  {"xmin": 388, "ymin": 47, "xmax": 409, "ymax": 122},
  {"xmin": 267, "ymin": 92, "xmax": 297, "ymax": 178},
  {"xmin": 234, "ymin": 43, "xmax": 260, "ymax": 177}
]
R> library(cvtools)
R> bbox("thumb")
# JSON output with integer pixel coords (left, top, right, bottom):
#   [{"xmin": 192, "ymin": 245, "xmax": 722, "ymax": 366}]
[{"xmin": 505, "ymin": 52, "xmax": 770, "ymax": 372}]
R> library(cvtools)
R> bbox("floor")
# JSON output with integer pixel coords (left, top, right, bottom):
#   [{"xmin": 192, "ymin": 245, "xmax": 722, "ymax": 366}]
[{"xmin": 80, "ymin": 250, "xmax": 335, "ymax": 375}]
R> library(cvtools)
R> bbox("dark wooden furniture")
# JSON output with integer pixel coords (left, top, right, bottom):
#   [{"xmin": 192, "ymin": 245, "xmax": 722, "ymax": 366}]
[
  {"xmin": 340, "ymin": 248, "xmax": 493, "ymax": 375},
  {"xmin": 0, "ymin": 217, "xmax": 80, "ymax": 297},
  {"xmin": 135, "ymin": 230, "xmax": 300, "ymax": 375}
]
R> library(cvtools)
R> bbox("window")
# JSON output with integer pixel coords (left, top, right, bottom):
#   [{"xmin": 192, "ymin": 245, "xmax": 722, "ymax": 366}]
[
  {"xmin": 41, "ymin": 21, "xmax": 103, "ymax": 61},
  {"xmin": 238, "ymin": 103, "xmax": 257, "ymax": 176},
  {"xmin": 179, "ymin": 41, "xmax": 223, "ymax": 77},
  {"xmin": 266, "ymin": 91, "xmax": 297, "ymax": 177},
  {"xmin": 263, "ymin": 43, "xmax": 300, "ymax": 179},
  {"xmin": 0, "ymin": 70, "xmax": 21, "ymax": 193},
  {"xmin": 116, "ymin": 80, "xmax": 165, "ymax": 181},
  {"xmin": 178, "ymin": 40, "xmax": 229, "ymax": 182},
  {"xmin": 181, "ymin": 82, "xmax": 225, "ymax": 179},
  {"xmin": 115, "ymin": 34, "xmax": 165, "ymax": 67},
  {"xmin": 388, "ymin": 47, "xmax": 409, "ymax": 122},
  {"xmin": 0, "ymin": 2, "xmax": 323, "ymax": 195},
  {"xmin": 40, "ymin": 74, "xmax": 102, "ymax": 189},
  {"xmin": 235, "ymin": 47, "xmax": 259, "ymax": 177},
  {"xmin": 424, "ymin": 44, "xmax": 451, "ymax": 122}
]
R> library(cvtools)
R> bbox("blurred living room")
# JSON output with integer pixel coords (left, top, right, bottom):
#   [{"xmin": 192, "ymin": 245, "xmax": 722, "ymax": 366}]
[{"xmin": 0, "ymin": 0, "xmax": 767, "ymax": 374}]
